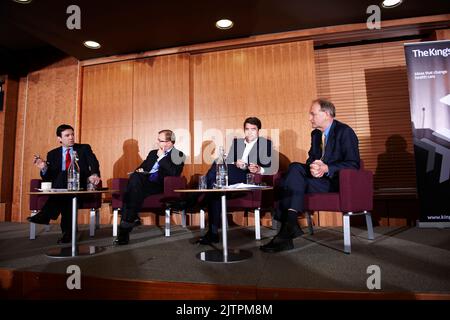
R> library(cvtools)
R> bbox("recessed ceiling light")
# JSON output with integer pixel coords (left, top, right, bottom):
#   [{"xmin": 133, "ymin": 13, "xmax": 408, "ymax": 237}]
[
  {"xmin": 381, "ymin": 0, "xmax": 403, "ymax": 8},
  {"xmin": 216, "ymin": 19, "xmax": 234, "ymax": 30},
  {"xmin": 83, "ymin": 40, "xmax": 101, "ymax": 49},
  {"xmin": 12, "ymin": 0, "xmax": 33, "ymax": 4}
]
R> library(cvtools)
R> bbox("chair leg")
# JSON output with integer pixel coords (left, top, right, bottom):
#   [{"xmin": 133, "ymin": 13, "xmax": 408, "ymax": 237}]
[
  {"xmin": 165, "ymin": 208, "xmax": 171, "ymax": 237},
  {"xmin": 254, "ymin": 209, "xmax": 261, "ymax": 240},
  {"xmin": 29, "ymin": 210, "xmax": 38, "ymax": 240},
  {"xmin": 271, "ymin": 209, "xmax": 278, "ymax": 230},
  {"xmin": 365, "ymin": 211, "xmax": 374, "ymax": 240},
  {"xmin": 96, "ymin": 209, "xmax": 100, "ymax": 230},
  {"xmin": 89, "ymin": 209, "xmax": 97, "ymax": 237},
  {"xmin": 113, "ymin": 208, "xmax": 119, "ymax": 237},
  {"xmin": 306, "ymin": 211, "xmax": 314, "ymax": 235},
  {"xmin": 343, "ymin": 212, "xmax": 351, "ymax": 254},
  {"xmin": 200, "ymin": 209, "xmax": 205, "ymax": 230},
  {"xmin": 181, "ymin": 210, "xmax": 186, "ymax": 228}
]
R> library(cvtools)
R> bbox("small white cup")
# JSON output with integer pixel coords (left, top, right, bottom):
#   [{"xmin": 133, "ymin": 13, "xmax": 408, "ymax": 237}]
[{"xmin": 41, "ymin": 182, "xmax": 52, "ymax": 190}]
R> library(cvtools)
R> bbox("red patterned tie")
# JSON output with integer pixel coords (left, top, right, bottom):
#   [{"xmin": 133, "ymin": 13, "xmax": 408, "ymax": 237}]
[{"xmin": 65, "ymin": 149, "xmax": 71, "ymax": 170}]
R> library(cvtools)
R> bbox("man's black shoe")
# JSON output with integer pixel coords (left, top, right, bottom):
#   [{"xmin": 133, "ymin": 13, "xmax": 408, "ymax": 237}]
[
  {"xmin": 113, "ymin": 228, "xmax": 130, "ymax": 245},
  {"xmin": 57, "ymin": 232, "xmax": 72, "ymax": 244},
  {"xmin": 196, "ymin": 232, "xmax": 219, "ymax": 245},
  {"xmin": 277, "ymin": 222, "xmax": 304, "ymax": 239},
  {"xmin": 259, "ymin": 237, "xmax": 294, "ymax": 253},
  {"xmin": 27, "ymin": 211, "xmax": 50, "ymax": 225}
]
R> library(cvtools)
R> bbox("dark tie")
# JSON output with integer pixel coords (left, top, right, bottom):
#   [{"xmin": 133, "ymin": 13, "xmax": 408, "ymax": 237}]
[{"xmin": 65, "ymin": 149, "xmax": 71, "ymax": 170}]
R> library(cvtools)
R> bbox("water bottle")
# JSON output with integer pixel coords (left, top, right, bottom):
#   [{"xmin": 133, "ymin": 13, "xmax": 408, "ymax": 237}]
[
  {"xmin": 215, "ymin": 146, "xmax": 228, "ymax": 188},
  {"xmin": 67, "ymin": 150, "xmax": 80, "ymax": 191}
]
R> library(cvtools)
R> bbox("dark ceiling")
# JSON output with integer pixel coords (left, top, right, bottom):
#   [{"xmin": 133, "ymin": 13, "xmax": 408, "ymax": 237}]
[{"xmin": 1, "ymin": 0, "xmax": 450, "ymax": 74}]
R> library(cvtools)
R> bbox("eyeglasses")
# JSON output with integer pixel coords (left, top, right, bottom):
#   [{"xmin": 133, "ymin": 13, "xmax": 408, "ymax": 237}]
[{"xmin": 157, "ymin": 139, "xmax": 170, "ymax": 143}]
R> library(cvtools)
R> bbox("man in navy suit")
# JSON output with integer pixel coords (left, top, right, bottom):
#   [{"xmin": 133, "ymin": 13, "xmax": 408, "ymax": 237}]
[
  {"xmin": 197, "ymin": 117, "xmax": 275, "ymax": 245},
  {"xmin": 28, "ymin": 124, "xmax": 101, "ymax": 243},
  {"xmin": 260, "ymin": 99, "xmax": 360, "ymax": 252},
  {"xmin": 114, "ymin": 129, "xmax": 185, "ymax": 245}
]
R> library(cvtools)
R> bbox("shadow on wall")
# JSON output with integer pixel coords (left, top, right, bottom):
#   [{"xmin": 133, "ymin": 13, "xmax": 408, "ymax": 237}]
[
  {"xmin": 113, "ymin": 139, "xmax": 143, "ymax": 179},
  {"xmin": 365, "ymin": 66, "xmax": 416, "ymax": 190},
  {"xmin": 374, "ymin": 135, "xmax": 416, "ymax": 190}
]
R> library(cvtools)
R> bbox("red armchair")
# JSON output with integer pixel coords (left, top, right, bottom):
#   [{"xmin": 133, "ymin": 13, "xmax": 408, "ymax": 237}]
[
  {"xmin": 29, "ymin": 179, "xmax": 103, "ymax": 239},
  {"xmin": 303, "ymin": 163, "xmax": 374, "ymax": 254},
  {"xmin": 111, "ymin": 176, "xmax": 187, "ymax": 237}
]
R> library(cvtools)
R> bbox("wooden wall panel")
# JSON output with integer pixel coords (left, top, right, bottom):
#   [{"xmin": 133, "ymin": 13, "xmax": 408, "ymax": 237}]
[
  {"xmin": 132, "ymin": 54, "xmax": 190, "ymax": 181},
  {"xmin": 12, "ymin": 58, "xmax": 79, "ymax": 222},
  {"xmin": 192, "ymin": 41, "xmax": 317, "ymax": 176},
  {"xmin": 1, "ymin": 77, "xmax": 19, "ymax": 221},
  {"xmin": 80, "ymin": 61, "xmax": 134, "ymax": 224},
  {"xmin": 11, "ymin": 77, "xmax": 28, "ymax": 221}
]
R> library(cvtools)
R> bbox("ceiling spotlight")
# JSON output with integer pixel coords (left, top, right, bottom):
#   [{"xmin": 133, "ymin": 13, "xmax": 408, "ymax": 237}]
[
  {"xmin": 381, "ymin": 0, "xmax": 403, "ymax": 8},
  {"xmin": 83, "ymin": 40, "xmax": 101, "ymax": 49},
  {"xmin": 12, "ymin": 0, "xmax": 33, "ymax": 3},
  {"xmin": 215, "ymin": 19, "xmax": 234, "ymax": 30}
]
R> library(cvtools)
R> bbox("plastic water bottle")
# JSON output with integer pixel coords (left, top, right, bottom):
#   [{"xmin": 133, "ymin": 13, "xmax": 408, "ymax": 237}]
[
  {"xmin": 67, "ymin": 150, "xmax": 80, "ymax": 191},
  {"xmin": 215, "ymin": 146, "xmax": 228, "ymax": 188}
]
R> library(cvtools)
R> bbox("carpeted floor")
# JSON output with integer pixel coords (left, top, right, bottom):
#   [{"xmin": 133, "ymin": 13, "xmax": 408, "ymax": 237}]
[{"xmin": 0, "ymin": 222, "xmax": 449, "ymax": 294}]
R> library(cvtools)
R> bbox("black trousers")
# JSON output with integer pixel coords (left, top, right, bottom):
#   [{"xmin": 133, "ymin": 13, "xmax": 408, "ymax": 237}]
[
  {"xmin": 120, "ymin": 172, "xmax": 163, "ymax": 226},
  {"xmin": 40, "ymin": 196, "xmax": 72, "ymax": 233},
  {"xmin": 277, "ymin": 162, "xmax": 335, "ymax": 222},
  {"xmin": 40, "ymin": 171, "xmax": 75, "ymax": 233},
  {"xmin": 205, "ymin": 164, "xmax": 248, "ymax": 233}
]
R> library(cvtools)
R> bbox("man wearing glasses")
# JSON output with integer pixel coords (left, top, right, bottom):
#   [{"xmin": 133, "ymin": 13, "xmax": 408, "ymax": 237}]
[{"xmin": 114, "ymin": 129, "xmax": 185, "ymax": 245}]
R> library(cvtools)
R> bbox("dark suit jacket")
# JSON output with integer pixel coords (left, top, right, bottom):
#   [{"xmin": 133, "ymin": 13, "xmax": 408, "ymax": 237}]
[
  {"xmin": 138, "ymin": 147, "xmax": 185, "ymax": 184},
  {"xmin": 41, "ymin": 143, "xmax": 101, "ymax": 189},
  {"xmin": 306, "ymin": 119, "xmax": 360, "ymax": 182},
  {"xmin": 227, "ymin": 137, "xmax": 274, "ymax": 174}
]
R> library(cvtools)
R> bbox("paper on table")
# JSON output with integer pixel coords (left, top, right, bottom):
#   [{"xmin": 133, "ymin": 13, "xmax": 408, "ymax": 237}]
[{"xmin": 225, "ymin": 183, "xmax": 265, "ymax": 189}]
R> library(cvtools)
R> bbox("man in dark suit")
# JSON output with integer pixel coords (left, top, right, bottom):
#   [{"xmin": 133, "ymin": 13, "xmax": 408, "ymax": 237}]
[
  {"xmin": 28, "ymin": 124, "xmax": 101, "ymax": 243},
  {"xmin": 114, "ymin": 129, "xmax": 185, "ymax": 245},
  {"xmin": 260, "ymin": 99, "xmax": 360, "ymax": 252},
  {"xmin": 197, "ymin": 117, "xmax": 275, "ymax": 245}
]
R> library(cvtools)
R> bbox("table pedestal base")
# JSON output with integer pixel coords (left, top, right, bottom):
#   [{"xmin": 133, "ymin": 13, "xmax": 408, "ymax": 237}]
[
  {"xmin": 196, "ymin": 249, "xmax": 252, "ymax": 263},
  {"xmin": 46, "ymin": 245, "xmax": 104, "ymax": 258}
]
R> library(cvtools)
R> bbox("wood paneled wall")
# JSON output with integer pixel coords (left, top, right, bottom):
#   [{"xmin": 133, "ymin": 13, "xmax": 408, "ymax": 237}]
[
  {"xmin": 0, "ymin": 76, "xmax": 19, "ymax": 221},
  {"xmin": 316, "ymin": 40, "xmax": 417, "ymax": 189},
  {"xmin": 11, "ymin": 57, "xmax": 79, "ymax": 222},
  {"xmin": 192, "ymin": 41, "xmax": 317, "ymax": 175},
  {"xmin": 8, "ymin": 37, "xmax": 427, "ymax": 228}
]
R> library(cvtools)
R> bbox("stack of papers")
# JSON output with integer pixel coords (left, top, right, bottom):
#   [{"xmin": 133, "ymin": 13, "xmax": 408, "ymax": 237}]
[{"xmin": 225, "ymin": 183, "xmax": 265, "ymax": 189}]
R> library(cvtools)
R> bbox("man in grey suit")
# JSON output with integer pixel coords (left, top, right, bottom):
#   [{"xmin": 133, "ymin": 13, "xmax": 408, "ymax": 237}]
[{"xmin": 198, "ymin": 117, "xmax": 275, "ymax": 244}]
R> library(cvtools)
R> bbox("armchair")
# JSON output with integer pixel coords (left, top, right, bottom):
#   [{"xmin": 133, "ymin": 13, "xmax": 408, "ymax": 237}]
[
  {"xmin": 303, "ymin": 163, "xmax": 374, "ymax": 253},
  {"xmin": 111, "ymin": 176, "xmax": 187, "ymax": 237}
]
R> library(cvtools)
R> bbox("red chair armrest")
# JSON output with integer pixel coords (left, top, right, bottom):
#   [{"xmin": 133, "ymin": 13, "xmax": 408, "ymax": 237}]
[
  {"xmin": 111, "ymin": 178, "xmax": 128, "ymax": 208},
  {"xmin": 164, "ymin": 176, "xmax": 187, "ymax": 198},
  {"xmin": 339, "ymin": 168, "xmax": 373, "ymax": 212}
]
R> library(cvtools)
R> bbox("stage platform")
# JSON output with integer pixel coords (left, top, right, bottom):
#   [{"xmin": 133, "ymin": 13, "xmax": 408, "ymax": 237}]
[{"xmin": 1, "ymin": 222, "xmax": 449, "ymax": 300}]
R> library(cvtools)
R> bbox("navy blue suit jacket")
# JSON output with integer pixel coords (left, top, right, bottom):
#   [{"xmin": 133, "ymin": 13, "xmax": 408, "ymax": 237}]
[
  {"xmin": 41, "ymin": 143, "xmax": 100, "ymax": 189},
  {"xmin": 138, "ymin": 147, "xmax": 185, "ymax": 184},
  {"xmin": 306, "ymin": 120, "xmax": 360, "ymax": 181}
]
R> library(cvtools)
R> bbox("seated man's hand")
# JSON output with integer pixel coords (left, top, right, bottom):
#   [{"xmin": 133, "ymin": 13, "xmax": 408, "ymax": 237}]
[
  {"xmin": 235, "ymin": 159, "xmax": 248, "ymax": 170},
  {"xmin": 248, "ymin": 163, "xmax": 260, "ymax": 174},
  {"xmin": 88, "ymin": 174, "xmax": 101, "ymax": 185},
  {"xmin": 136, "ymin": 168, "xmax": 144, "ymax": 173},
  {"xmin": 33, "ymin": 155, "xmax": 47, "ymax": 171},
  {"xmin": 310, "ymin": 160, "xmax": 328, "ymax": 178}
]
